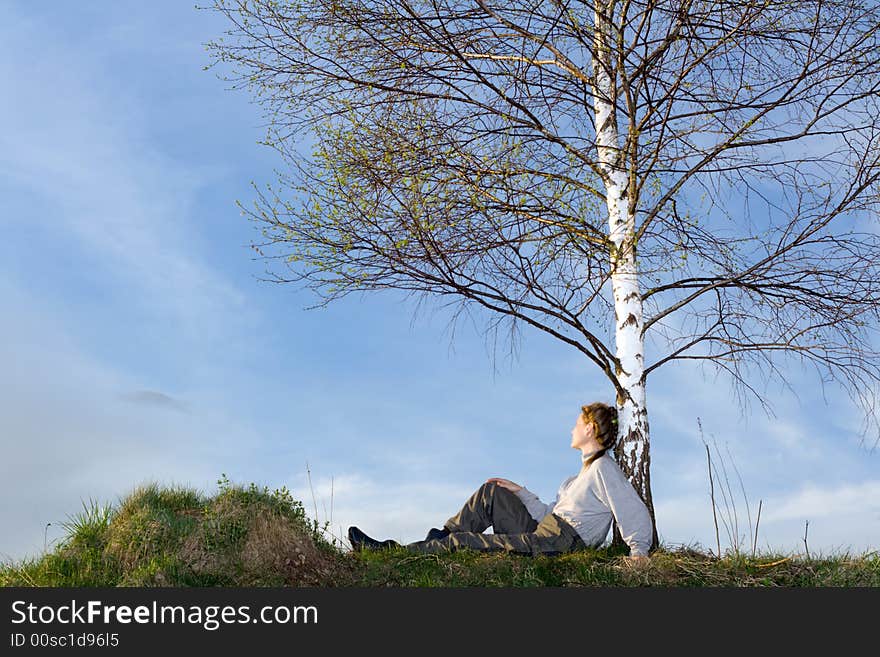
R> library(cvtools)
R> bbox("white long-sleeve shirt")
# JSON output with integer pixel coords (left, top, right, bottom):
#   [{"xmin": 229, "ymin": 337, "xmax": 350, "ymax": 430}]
[{"xmin": 514, "ymin": 451, "xmax": 654, "ymax": 557}]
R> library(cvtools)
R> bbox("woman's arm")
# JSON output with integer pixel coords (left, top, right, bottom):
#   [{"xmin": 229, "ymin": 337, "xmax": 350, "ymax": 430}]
[
  {"xmin": 485, "ymin": 477, "xmax": 563, "ymax": 521},
  {"xmin": 515, "ymin": 488, "xmax": 557, "ymax": 521},
  {"xmin": 485, "ymin": 477, "xmax": 522, "ymax": 492},
  {"xmin": 595, "ymin": 462, "xmax": 654, "ymax": 557}
]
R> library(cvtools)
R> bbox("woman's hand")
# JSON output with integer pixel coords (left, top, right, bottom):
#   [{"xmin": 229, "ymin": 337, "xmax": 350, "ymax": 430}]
[{"xmin": 486, "ymin": 477, "xmax": 523, "ymax": 493}]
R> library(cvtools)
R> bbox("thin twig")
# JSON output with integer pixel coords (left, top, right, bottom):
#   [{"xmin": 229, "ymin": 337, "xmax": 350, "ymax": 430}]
[
  {"xmin": 726, "ymin": 441, "xmax": 752, "ymax": 552},
  {"xmin": 752, "ymin": 500, "xmax": 762, "ymax": 559},
  {"xmin": 803, "ymin": 520, "xmax": 811, "ymax": 561},
  {"xmin": 713, "ymin": 440, "xmax": 738, "ymax": 552},
  {"xmin": 306, "ymin": 461, "xmax": 319, "ymax": 525},
  {"xmin": 703, "ymin": 427, "xmax": 722, "ymax": 559}
]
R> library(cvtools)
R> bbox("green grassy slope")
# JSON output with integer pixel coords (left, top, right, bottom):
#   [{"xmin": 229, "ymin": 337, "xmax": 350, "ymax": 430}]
[{"xmin": 3, "ymin": 477, "xmax": 878, "ymax": 587}]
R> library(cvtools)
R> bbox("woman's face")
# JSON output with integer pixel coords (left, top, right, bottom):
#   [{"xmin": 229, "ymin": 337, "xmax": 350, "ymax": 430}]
[{"xmin": 570, "ymin": 414, "xmax": 598, "ymax": 451}]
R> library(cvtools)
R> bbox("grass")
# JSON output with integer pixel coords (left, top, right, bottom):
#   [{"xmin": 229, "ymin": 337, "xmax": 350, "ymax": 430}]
[
  {"xmin": 2, "ymin": 477, "xmax": 878, "ymax": 587},
  {"xmin": 352, "ymin": 544, "xmax": 880, "ymax": 587},
  {"xmin": 1, "ymin": 475, "xmax": 358, "ymax": 587}
]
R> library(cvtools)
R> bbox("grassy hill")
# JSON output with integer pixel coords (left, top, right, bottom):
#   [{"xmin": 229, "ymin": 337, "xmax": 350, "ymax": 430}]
[{"xmin": 3, "ymin": 477, "xmax": 878, "ymax": 587}]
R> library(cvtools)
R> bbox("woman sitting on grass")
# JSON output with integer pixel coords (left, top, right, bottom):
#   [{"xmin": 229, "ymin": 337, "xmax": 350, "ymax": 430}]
[{"xmin": 348, "ymin": 401, "xmax": 653, "ymax": 563}]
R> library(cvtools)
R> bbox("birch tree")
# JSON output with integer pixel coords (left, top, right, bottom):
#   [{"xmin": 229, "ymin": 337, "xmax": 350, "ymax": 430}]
[{"xmin": 206, "ymin": 0, "xmax": 880, "ymax": 549}]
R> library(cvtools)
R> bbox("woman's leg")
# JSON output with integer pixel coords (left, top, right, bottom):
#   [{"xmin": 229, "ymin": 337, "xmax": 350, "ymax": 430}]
[
  {"xmin": 407, "ymin": 512, "xmax": 586, "ymax": 556},
  {"xmin": 442, "ymin": 482, "xmax": 539, "ymax": 535}
]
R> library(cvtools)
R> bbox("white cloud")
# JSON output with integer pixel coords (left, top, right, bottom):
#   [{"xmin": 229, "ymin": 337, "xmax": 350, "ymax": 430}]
[
  {"xmin": 655, "ymin": 478, "xmax": 880, "ymax": 557},
  {"xmin": 284, "ymin": 469, "xmax": 476, "ymax": 548},
  {"xmin": 763, "ymin": 480, "xmax": 880, "ymax": 524}
]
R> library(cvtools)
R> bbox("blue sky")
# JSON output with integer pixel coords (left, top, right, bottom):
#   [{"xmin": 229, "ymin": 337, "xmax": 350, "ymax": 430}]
[{"xmin": 2, "ymin": 1, "xmax": 878, "ymax": 563}]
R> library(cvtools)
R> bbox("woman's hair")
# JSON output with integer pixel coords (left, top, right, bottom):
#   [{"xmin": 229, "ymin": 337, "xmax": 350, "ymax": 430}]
[{"xmin": 580, "ymin": 402, "xmax": 619, "ymax": 450}]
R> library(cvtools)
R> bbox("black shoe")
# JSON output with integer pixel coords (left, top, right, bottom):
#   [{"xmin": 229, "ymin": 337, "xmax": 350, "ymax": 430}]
[
  {"xmin": 425, "ymin": 527, "xmax": 451, "ymax": 541},
  {"xmin": 348, "ymin": 526, "xmax": 400, "ymax": 551}
]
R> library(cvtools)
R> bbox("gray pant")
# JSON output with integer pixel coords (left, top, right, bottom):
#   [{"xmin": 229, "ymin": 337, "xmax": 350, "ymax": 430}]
[{"xmin": 404, "ymin": 482, "xmax": 586, "ymax": 556}]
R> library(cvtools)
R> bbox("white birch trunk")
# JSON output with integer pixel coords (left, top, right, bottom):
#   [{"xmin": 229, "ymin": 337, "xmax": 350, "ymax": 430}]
[{"xmin": 591, "ymin": 1, "xmax": 658, "ymax": 549}]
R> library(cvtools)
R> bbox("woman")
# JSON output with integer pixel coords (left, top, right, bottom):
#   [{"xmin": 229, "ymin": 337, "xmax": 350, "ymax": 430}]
[{"xmin": 348, "ymin": 402, "xmax": 654, "ymax": 562}]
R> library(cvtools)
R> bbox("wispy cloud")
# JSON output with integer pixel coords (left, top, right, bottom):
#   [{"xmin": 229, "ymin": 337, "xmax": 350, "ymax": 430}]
[
  {"xmin": 0, "ymin": 3, "xmax": 253, "ymax": 353},
  {"xmin": 120, "ymin": 390, "xmax": 189, "ymax": 413}
]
